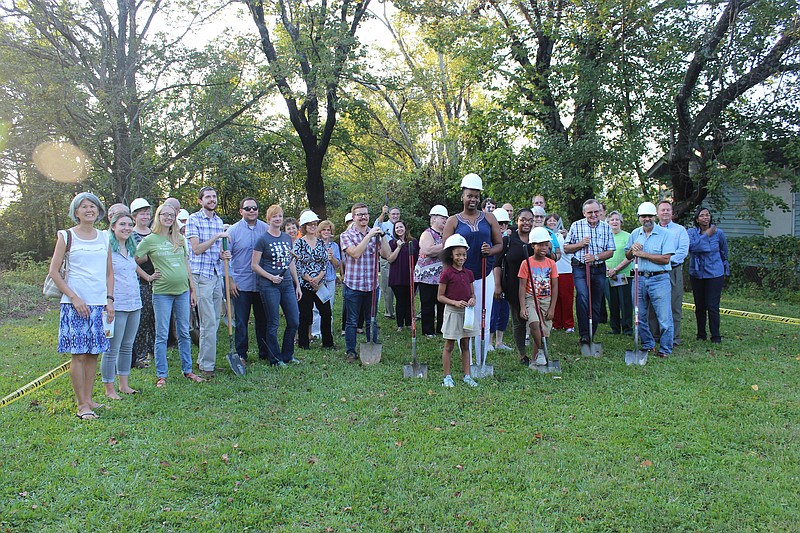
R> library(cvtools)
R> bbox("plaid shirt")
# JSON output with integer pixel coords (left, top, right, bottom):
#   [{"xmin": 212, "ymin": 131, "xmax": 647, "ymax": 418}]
[
  {"xmin": 185, "ymin": 210, "xmax": 224, "ymax": 279},
  {"xmin": 565, "ymin": 219, "xmax": 615, "ymax": 265},
  {"xmin": 341, "ymin": 226, "xmax": 379, "ymax": 292}
]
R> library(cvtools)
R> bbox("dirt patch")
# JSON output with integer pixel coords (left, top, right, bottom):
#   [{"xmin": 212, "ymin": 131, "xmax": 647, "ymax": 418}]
[{"xmin": 0, "ymin": 280, "xmax": 57, "ymax": 324}]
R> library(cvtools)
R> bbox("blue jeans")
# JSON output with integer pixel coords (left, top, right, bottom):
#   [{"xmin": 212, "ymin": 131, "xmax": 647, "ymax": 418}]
[
  {"xmin": 152, "ymin": 292, "xmax": 193, "ymax": 378},
  {"xmin": 232, "ymin": 291, "xmax": 269, "ymax": 360},
  {"xmin": 259, "ymin": 277, "xmax": 299, "ymax": 364},
  {"xmin": 343, "ymin": 285, "xmax": 376, "ymax": 353},
  {"xmin": 101, "ymin": 309, "xmax": 141, "ymax": 382},
  {"xmin": 573, "ymin": 263, "xmax": 607, "ymax": 341},
  {"xmin": 636, "ymin": 273, "xmax": 673, "ymax": 354}
]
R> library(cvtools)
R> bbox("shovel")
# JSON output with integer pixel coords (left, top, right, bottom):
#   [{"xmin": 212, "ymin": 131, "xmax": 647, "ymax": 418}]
[
  {"xmin": 580, "ymin": 258, "xmax": 603, "ymax": 357},
  {"xmin": 523, "ymin": 244, "xmax": 561, "ymax": 374},
  {"xmin": 360, "ymin": 235, "xmax": 382, "ymax": 365},
  {"xmin": 404, "ymin": 241, "xmax": 427, "ymax": 378},
  {"xmin": 222, "ymin": 238, "xmax": 246, "ymax": 376},
  {"xmin": 625, "ymin": 258, "xmax": 648, "ymax": 366},
  {"xmin": 470, "ymin": 253, "xmax": 493, "ymax": 378}
]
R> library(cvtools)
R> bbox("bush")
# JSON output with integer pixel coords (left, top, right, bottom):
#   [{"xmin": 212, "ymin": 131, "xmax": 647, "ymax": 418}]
[{"xmin": 727, "ymin": 236, "xmax": 800, "ymax": 291}]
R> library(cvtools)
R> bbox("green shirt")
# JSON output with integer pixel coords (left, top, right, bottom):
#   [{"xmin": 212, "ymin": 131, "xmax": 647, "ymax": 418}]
[
  {"xmin": 606, "ymin": 230, "xmax": 633, "ymax": 276},
  {"xmin": 136, "ymin": 233, "xmax": 190, "ymax": 295}
]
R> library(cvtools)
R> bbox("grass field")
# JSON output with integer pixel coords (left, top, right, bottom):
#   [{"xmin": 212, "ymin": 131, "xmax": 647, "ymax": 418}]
[{"xmin": 1, "ymin": 284, "xmax": 798, "ymax": 531}]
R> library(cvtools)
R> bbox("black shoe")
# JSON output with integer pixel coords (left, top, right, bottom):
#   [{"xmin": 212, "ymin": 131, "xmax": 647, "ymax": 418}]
[
  {"xmin": 519, "ymin": 356, "xmax": 530, "ymax": 366},
  {"xmin": 580, "ymin": 337, "xmax": 590, "ymax": 345},
  {"xmin": 711, "ymin": 337, "xmax": 721, "ymax": 343}
]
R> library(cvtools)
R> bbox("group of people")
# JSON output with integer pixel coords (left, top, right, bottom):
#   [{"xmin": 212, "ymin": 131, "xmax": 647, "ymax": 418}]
[{"xmin": 50, "ymin": 177, "xmax": 730, "ymax": 417}]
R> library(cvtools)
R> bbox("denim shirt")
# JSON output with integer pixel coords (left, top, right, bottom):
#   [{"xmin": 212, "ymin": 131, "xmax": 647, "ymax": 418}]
[
  {"xmin": 625, "ymin": 225, "xmax": 676, "ymax": 273},
  {"xmin": 688, "ymin": 227, "xmax": 729, "ymax": 278}
]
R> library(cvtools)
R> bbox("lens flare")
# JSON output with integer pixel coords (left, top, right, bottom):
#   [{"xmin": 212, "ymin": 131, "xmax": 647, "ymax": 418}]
[{"xmin": 32, "ymin": 142, "xmax": 89, "ymax": 183}]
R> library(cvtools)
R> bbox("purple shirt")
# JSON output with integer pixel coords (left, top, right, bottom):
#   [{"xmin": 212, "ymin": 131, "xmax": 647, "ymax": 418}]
[{"xmin": 439, "ymin": 267, "xmax": 474, "ymax": 302}]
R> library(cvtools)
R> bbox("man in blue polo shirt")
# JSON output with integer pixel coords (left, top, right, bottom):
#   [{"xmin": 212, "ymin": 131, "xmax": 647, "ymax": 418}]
[
  {"xmin": 227, "ymin": 197, "xmax": 269, "ymax": 364},
  {"xmin": 625, "ymin": 201, "xmax": 676, "ymax": 358}
]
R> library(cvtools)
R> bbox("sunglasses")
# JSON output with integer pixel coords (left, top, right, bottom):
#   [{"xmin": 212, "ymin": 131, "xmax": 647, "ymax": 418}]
[{"xmin": 242, "ymin": 206, "xmax": 258, "ymax": 212}]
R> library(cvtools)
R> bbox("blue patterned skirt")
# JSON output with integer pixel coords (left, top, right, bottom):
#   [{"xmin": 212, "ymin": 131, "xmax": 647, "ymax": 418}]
[{"xmin": 58, "ymin": 304, "xmax": 110, "ymax": 355}]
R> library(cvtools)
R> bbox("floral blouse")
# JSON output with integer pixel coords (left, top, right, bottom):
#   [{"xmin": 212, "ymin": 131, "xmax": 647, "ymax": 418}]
[{"xmin": 293, "ymin": 237, "xmax": 328, "ymax": 291}]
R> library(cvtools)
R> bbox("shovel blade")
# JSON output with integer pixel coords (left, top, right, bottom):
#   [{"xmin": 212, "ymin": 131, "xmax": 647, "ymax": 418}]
[
  {"xmin": 469, "ymin": 364, "xmax": 493, "ymax": 378},
  {"xmin": 581, "ymin": 342, "xmax": 603, "ymax": 357},
  {"xmin": 403, "ymin": 362, "xmax": 428, "ymax": 378},
  {"xmin": 625, "ymin": 349, "xmax": 648, "ymax": 366},
  {"xmin": 531, "ymin": 360, "xmax": 561, "ymax": 374},
  {"xmin": 226, "ymin": 352, "xmax": 246, "ymax": 376},
  {"xmin": 359, "ymin": 341, "xmax": 382, "ymax": 365}
]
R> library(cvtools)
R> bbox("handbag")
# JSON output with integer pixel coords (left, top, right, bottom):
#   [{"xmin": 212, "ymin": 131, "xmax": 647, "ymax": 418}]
[{"xmin": 43, "ymin": 229, "xmax": 72, "ymax": 298}]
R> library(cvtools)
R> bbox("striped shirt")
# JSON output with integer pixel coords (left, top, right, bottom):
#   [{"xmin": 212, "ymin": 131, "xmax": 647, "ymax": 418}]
[
  {"xmin": 185, "ymin": 210, "xmax": 224, "ymax": 279},
  {"xmin": 341, "ymin": 226, "xmax": 379, "ymax": 292},
  {"xmin": 565, "ymin": 219, "xmax": 615, "ymax": 264}
]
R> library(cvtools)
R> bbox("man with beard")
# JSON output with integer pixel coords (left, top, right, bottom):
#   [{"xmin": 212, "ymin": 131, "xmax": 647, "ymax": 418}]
[
  {"xmin": 185, "ymin": 186, "xmax": 230, "ymax": 377},
  {"xmin": 625, "ymin": 202, "xmax": 676, "ymax": 358}
]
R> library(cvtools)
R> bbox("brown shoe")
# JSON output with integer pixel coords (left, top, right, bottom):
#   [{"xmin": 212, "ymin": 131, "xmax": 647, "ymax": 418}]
[
  {"xmin": 199, "ymin": 369, "xmax": 215, "ymax": 378},
  {"xmin": 184, "ymin": 372, "xmax": 207, "ymax": 382},
  {"xmin": 345, "ymin": 353, "xmax": 358, "ymax": 364}
]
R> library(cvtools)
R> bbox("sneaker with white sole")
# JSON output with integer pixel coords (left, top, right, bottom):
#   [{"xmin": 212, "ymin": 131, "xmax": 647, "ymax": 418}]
[
  {"xmin": 496, "ymin": 344, "xmax": 512, "ymax": 351},
  {"xmin": 534, "ymin": 350, "xmax": 547, "ymax": 366},
  {"xmin": 566, "ymin": 328, "xmax": 574, "ymax": 333},
  {"xmin": 463, "ymin": 375, "xmax": 478, "ymax": 387},
  {"xmin": 442, "ymin": 375, "xmax": 455, "ymax": 387},
  {"xmin": 486, "ymin": 344, "xmax": 495, "ymax": 352}
]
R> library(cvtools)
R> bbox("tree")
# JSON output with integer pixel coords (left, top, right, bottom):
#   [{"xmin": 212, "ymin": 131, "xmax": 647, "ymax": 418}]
[
  {"xmin": 246, "ymin": 0, "xmax": 371, "ymax": 219},
  {"xmin": 665, "ymin": 0, "xmax": 800, "ymax": 219}
]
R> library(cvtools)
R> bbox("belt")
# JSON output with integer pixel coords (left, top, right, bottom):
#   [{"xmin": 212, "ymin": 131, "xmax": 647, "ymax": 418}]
[
  {"xmin": 670, "ymin": 262, "xmax": 682, "ymax": 268},
  {"xmin": 638, "ymin": 271, "xmax": 668, "ymax": 278},
  {"xmin": 571, "ymin": 259, "xmax": 606, "ymax": 268}
]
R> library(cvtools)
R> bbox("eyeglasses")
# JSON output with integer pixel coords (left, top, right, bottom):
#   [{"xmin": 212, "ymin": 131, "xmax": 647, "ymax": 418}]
[
  {"xmin": 242, "ymin": 206, "xmax": 258, "ymax": 212},
  {"xmin": 159, "ymin": 213, "xmax": 175, "ymax": 219},
  {"xmin": 354, "ymin": 212, "xmax": 369, "ymax": 218},
  {"xmin": 518, "ymin": 217, "xmax": 533, "ymax": 224}
]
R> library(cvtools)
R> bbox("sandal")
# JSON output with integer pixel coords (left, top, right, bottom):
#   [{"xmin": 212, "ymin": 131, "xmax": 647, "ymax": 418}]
[
  {"xmin": 183, "ymin": 372, "xmax": 206, "ymax": 383},
  {"xmin": 155, "ymin": 377, "xmax": 167, "ymax": 388},
  {"xmin": 76, "ymin": 411, "xmax": 99, "ymax": 420}
]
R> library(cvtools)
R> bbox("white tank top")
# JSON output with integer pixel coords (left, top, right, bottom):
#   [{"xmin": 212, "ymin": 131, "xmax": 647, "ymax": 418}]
[{"xmin": 60, "ymin": 228, "xmax": 109, "ymax": 306}]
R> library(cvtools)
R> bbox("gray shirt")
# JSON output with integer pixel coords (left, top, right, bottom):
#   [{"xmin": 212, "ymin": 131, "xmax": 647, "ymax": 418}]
[{"xmin": 228, "ymin": 218, "xmax": 268, "ymax": 292}]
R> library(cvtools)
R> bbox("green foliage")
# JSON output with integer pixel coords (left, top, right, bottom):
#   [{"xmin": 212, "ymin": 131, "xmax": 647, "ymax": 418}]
[{"xmin": 728, "ymin": 236, "xmax": 800, "ymax": 292}]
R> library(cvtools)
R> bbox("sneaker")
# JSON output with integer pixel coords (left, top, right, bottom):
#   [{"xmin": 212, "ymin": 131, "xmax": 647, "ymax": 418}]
[
  {"xmin": 289, "ymin": 357, "xmax": 302, "ymax": 365},
  {"xmin": 486, "ymin": 344, "xmax": 495, "ymax": 352},
  {"xmin": 345, "ymin": 352, "xmax": 358, "ymax": 364},
  {"xmin": 496, "ymin": 344, "xmax": 512, "ymax": 351},
  {"xmin": 442, "ymin": 375, "xmax": 455, "ymax": 388},
  {"xmin": 425, "ymin": 334, "xmax": 436, "ymax": 339},
  {"xmin": 534, "ymin": 351, "xmax": 547, "ymax": 366},
  {"xmin": 463, "ymin": 375, "xmax": 478, "ymax": 387},
  {"xmin": 276, "ymin": 361, "xmax": 288, "ymax": 367},
  {"xmin": 566, "ymin": 328, "xmax": 574, "ymax": 333}
]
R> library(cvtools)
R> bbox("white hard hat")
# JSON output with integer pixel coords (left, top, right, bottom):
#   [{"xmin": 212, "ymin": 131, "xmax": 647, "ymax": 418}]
[
  {"xmin": 443, "ymin": 234, "xmax": 469, "ymax": 250},
  {"xmin": 528, "ymin": 227, "xmax": 551, "ymax": 244},
  {"xmin": 494, "ymin": 208, "xmax": 510, "ymax": 223},
  {"xmin": 176, "ymin": 208, "xmax": 190, "ymax": 229},
  {"xmin": 344, "ymin": 212, "xmax": 353, "ymax": 223},
  {"xmin": 637, "ymin": 202, "xmax": 658, "ymax": 216},
  {"xmin": 429, "ymin": 204, "xmax": 448, "ymax": 217},
  {"xmin": 460, "ymin": 173, "xmax": 483, "ymax": 191},
  {"xmin": 130, "ymin": 198, "xmax": 151, "ymax": 212},
  {"xmin": 298, "ymin": 210, "xmax": 320, "ymax": 226}
]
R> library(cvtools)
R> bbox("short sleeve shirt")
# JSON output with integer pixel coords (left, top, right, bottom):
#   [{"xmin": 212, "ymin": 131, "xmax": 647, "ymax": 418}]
[
  {"xmin": 518, "ymin": 257, "xmax": 558, "ymax": 298},
  {"xmin": 439, "ymin": 267, "xmax": 474, "ymax": 302},
  {"xmin": 135, "ymin": 234, "xmax": 189, "ymax": 295},
  {"xmin": 254, "ymin": 232, "xmax": 294, "ymax": 289},
  {"xmin": 566, "ymin": 219, "xmax": 615, "ymax": 264}
]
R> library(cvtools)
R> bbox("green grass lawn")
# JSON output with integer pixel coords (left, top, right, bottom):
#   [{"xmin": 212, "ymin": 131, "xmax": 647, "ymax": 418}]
[{"xmin": 1, "ymin": 288, "xmax": 798, "ymax": 531}]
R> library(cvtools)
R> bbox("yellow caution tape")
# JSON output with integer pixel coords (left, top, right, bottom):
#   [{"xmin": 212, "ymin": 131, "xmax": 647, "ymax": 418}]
[
  {"xmin": 0, "ymin": 360, "xmax": 70, "ymax": 409},
  {"xmin": 682, "ymin": 303, "xmax": 800, "ymax": 325}
]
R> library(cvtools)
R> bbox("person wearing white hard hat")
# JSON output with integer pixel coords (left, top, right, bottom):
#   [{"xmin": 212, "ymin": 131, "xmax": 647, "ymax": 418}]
[
  {"xmin": 489, "ymin": 207, "xmax": 512, "ymax": 351},
  {"xmin": 518, "ymin": 227, "xmax": 559, "ymax": 367},
  {"xmin": 442, "ymin": 173, "xmax": 504, "ymax": 364},
  {"xmin": 312, "ymin": 219, "xmax": 341, "ymax": 340},
  {"xmin": 624, "ymin": 201, "xmax": 676, "ymax": 358},
  {"xmin": 414, "ymin": 205, "xmax": 448, "ymax": 337},
  {"xmin": 563, "ymin": 199, "xmax": 616, "ymax": 346},
  {"xmin": 176, "ymin": 209, "xmax": 190, "ymax": 232},
  {"xmin": 648, "ymin": 200, "xmax": 689, "ymax": 346},
  {"xmin": 438, "ymin": 234, "xmax": 478, "ymax": 388},
  {"xmin": 130, "ymin": 198, "xmax": 155, "ymax": 369},
  {"xmin": 226, "ymin": 198, "xmax": 270, "ymax": 364},
  {"xmin": 294, "ymin": 210, "xmax": 335, "ymax": 349},
  {"xmin": 185, "ymin": 186, "xmax": 231, "ymax": 377}
]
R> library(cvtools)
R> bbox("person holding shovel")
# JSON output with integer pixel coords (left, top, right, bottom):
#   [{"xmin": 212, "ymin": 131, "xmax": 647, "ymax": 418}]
[
  {"xmin": 442, "ymin": 173, "xmax": 503, "ymax": 363},
  {"xmin": 624, "ymin": 202, "xmax": 676, "ymax": 358},
  {"xmin": 340, "ymin": 202, "xmax": 391, "ymax": 364},
  {"xmin": 518, "ymin": 228, "xmax": 559, "ymax": 366},
  {"xmin": 48, "ymin": 192, "xmax": 113, "ymax": 419},
  {"xmin": 438, "ymin": 234, "xmax": 477, "ymax": 388}
]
